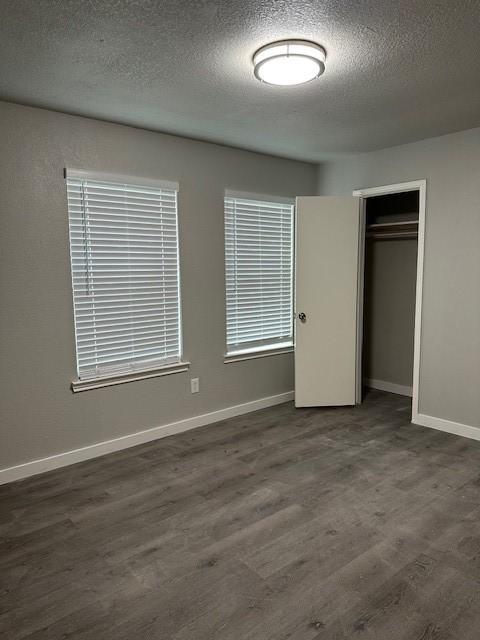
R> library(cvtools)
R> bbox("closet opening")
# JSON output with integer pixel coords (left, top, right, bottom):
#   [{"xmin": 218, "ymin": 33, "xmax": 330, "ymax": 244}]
[
  {"xmin": 363, "ymin": 190, "xmax": 419, "ymax": 399},
  {"xmin": 353, "ymin": 180, "xmax": 426, "ymax": 422}
]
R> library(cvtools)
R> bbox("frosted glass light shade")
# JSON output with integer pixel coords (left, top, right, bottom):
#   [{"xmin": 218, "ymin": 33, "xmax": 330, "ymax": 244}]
[{"xmin": 253, "ymin": 40, "xmax": 326, "ymax": 86}]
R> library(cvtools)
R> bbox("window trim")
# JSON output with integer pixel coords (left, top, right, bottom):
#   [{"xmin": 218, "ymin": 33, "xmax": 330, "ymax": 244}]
[
  {"xmin": 65, "ymin": 168, "xmax": 179, "ymax": 192},
  {"xmin": 71, "ymin": 361, "xmax": 190, "ymax": 393},
  {"xmin": 224, "ymin": 343, "xmax": 293, "ymax": 364},
  {"xmin": 224, "ymin": 189, "xmax": 295, "ymax": 357},
  {"xmin": 225, "ymin": 189, "xmax": 295, "ymax": 206},
  {"xmin": 65, "ymin": 168, "xmax": 184, "ymax": 389}
]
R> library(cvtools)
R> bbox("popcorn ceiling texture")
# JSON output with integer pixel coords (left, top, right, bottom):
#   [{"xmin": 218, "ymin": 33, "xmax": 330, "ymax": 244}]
[{"xmin": 1, "ymin": 0, "xmax": 480, "ymax": 160}]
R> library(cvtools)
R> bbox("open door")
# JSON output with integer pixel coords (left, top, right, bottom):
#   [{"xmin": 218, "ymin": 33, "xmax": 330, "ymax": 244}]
[{"xmin": 295, "ymin": 196, "xmax": 361, "ymax": 407}]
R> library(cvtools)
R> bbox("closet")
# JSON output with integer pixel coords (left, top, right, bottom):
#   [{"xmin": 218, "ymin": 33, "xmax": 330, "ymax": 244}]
[{"xmin": 362, "ymin": 190, "xmax": 419, "ymax": 396}]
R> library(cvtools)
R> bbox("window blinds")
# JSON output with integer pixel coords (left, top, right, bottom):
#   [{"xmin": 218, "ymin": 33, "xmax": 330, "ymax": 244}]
[
  {"xmin": 67, "ymin": 173, "xmax": 181, "ymax": 380},
  {"xmin": 225, "ymin": 195, "xmax": 294, "ymax": 353}
]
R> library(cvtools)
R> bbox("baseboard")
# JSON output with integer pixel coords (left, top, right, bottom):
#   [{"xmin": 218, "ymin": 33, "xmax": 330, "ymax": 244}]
[
  {"xmin": 413, "ymin": 413, "xmax": 480, "ymax": 442},
  {"xmin": 365, "ymin": 378, "xmax": 413, "ymax": 397},
  {"xmin": 0, "ymin": 390, "xmax": 295, "ymax": 486}
]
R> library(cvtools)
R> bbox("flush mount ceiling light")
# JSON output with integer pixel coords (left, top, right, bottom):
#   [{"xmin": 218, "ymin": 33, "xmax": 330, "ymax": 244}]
[{"xmin": 253, "ymin": 39, "xmax": 326, "ymax": 86}]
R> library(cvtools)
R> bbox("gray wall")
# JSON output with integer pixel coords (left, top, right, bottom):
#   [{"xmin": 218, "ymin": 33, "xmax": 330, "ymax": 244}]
[
  {"xmin": 0, "ymin": 101, "xmax": 317, "ymax": 470},
  {"xmin": 364, "ymin": 238, "xmax": 417, "ymax": 388},
  {"xmin": 317, "ymin": 127, "xmax": 480, "ymax": 428}
]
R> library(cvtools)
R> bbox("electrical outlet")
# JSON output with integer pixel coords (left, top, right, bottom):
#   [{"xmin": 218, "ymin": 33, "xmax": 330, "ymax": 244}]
[{"xmin": 190, "ymin": 377, "xmax": 200, "ymax": 394}]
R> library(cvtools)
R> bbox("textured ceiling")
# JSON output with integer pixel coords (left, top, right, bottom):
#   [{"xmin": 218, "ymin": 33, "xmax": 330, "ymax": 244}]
[{"xmin": 1, "ymin": 0, "xmax": 480, "ymax": 161}]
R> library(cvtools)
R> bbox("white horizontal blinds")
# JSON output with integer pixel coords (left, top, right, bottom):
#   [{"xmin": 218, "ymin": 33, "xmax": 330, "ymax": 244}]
[
  {"xmin": 225, "ymin": 196, "xmax": 294, "ymax": 352},
  {"xmin": 67, "ymin": 175, "xmax": 181, "ymax": 380}
]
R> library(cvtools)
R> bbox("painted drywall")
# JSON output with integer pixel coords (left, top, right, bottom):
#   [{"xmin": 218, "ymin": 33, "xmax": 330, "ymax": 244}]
[
  {"xmin": 364, "ymin": 238, "xmax": 417, "ymax": 388},
  {"xmin": 317, "ymin": 127, "xmax": 480, "ymax": 429},
  {"xmin": 0, "ymin": 101, "xmax": 317, "ymax": 470}
]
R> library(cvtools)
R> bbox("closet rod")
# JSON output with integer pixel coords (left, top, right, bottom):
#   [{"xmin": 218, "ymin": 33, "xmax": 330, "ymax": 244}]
[{"xmin": 367, "ymin": 221, "xmax": 418, "ymax": 229}]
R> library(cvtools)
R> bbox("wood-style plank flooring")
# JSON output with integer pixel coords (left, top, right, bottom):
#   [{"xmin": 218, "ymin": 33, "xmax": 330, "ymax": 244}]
[{"xmin": 2, "ymin": 390, "xmax": 480, "ymax": 639}]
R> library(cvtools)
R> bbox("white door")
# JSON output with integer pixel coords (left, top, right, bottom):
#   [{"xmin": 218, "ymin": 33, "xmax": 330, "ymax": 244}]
[{"xmin": 295, "ymin": 196, "xmax": 361, "ymax": 407}]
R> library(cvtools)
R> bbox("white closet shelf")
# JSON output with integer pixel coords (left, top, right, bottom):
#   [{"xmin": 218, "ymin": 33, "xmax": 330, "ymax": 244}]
[{"xmin": 366, "ymin": 220, "xmax": 418, "ymax": 239}]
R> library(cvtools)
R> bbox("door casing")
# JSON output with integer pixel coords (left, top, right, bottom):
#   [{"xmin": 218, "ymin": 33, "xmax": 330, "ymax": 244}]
[{"xmin": 353, "ymin": 180, "xmax": 427, "ymax": 422}]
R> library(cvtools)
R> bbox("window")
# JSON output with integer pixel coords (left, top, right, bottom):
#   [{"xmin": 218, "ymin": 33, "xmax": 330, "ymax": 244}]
[
  {"xmin": 224, "ymin": 193, "xmax": 294, "ymax": 356},
  {"xmin": 66, "ymin": 171, "xmax": 183, "ymax": 386}
]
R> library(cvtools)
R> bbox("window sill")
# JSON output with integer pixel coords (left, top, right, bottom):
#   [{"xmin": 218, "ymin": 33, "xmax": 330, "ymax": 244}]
[
  {"xmin": 224, "ymin": 345, "xmax": 294, "ymax": 364},
  {"xmin": 71, "ymin": 361, "xmax": 190, "ymax": 393}
]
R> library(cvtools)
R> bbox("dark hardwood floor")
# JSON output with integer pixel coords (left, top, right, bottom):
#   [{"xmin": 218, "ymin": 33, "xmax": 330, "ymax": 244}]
[{"xmin": 1, "ymin": 390, "xmax": 480, "ymax": 639}]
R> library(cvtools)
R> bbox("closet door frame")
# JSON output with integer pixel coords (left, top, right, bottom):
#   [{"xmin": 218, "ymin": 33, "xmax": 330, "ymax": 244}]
[{"xmin": 352, "ymin": 179, "xmax": 427, "ymax": 423}]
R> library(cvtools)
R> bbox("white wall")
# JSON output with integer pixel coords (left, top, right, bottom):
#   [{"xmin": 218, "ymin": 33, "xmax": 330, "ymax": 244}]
[
  {"xmin": 0, "ymin": 101, "xmax": 317, "ymax": 472},
  {"xmin": 317, "ymin": 127, "xmax": 480, "ymax": 430}
]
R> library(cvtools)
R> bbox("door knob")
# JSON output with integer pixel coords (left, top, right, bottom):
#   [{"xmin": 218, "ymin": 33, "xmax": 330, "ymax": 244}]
[{"xmin": 298, "ymin": 312, "xmax": 307, "ymax": 323}]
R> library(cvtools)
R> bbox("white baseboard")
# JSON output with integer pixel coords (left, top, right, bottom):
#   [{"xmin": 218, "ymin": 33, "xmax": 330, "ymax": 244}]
[
  {"xmin": 413, "ymin": 413, "xmax": 480, "ymax": 442},
  {"xmin": 365, "ymin": 378, "xmax": 413, "ymax": 397},
  {"xmin": 0, "ymin": 390, "xmax": 295, "ymax": 486}
]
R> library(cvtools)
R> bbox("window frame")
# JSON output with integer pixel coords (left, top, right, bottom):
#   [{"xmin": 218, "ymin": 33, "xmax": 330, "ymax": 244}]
[
  {"xmin": 223, "ymin": 189, "xmax": 295, "ymax": 362},
  {"xmin": 65, "ymin": 168, "xmax": 189, "ymax": 392}
]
